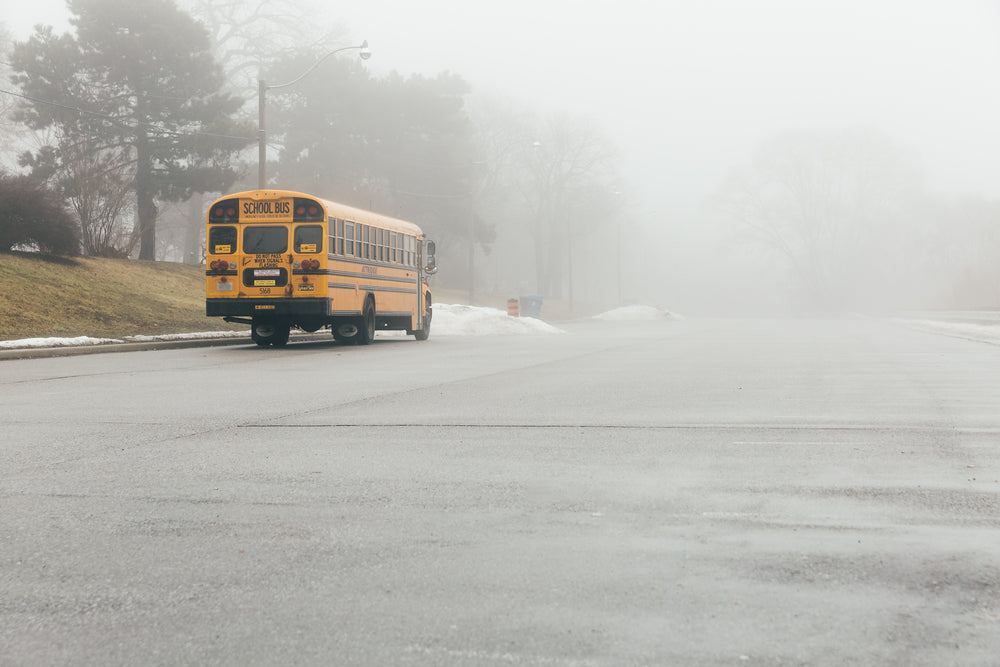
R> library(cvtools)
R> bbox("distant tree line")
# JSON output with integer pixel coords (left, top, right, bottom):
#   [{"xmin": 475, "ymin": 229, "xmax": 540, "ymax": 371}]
[
  {"xmin": 712, "ymin": 127, "xmax": 1000, "ymax": 310},
  {"xmin": 1, "ymin": 0, "xmax": 625, "ymax": 308}
]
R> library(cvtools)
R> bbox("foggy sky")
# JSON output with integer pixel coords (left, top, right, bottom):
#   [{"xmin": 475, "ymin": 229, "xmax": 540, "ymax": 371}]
[
  {"xmin": 6, "ymin": 0, "xmax": 1000, "ymax": 218},
  {"xmin": 345, "ymin": 1, "xmax": 1000, "ymax": 211}
]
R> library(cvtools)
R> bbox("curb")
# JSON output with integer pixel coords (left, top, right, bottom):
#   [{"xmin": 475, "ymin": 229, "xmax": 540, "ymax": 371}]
[{"xmin": 0, "ymin": 332, "xmax": 332, "ymax": 361}]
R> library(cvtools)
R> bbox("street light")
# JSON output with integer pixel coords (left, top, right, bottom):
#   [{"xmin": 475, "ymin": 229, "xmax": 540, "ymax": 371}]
[{"xmin": 257, "ymin": 41, "xmax": 371, "ymax": 189}]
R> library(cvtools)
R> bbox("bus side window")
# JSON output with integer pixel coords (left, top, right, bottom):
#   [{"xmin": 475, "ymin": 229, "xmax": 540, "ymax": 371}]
[
  {"xmin": 336, "ymin": 219, "xmax": 344, "ymax": 255},
  {"xmin": 330, "ymin": 219, "xmax": 341, "ymax": 256},
  {"xmin": 345, "ymin": 221, "xmax": 355, "ymax": 256}
]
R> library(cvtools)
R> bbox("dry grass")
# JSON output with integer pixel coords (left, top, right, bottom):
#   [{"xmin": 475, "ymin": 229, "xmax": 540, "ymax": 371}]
[
  {"xmin": 0, "ymin": 252, "xmax": 245, "ymax": 340},
  {"xmin": 0, "ymin": 252, "xmax": 592, "ymax": 341}
]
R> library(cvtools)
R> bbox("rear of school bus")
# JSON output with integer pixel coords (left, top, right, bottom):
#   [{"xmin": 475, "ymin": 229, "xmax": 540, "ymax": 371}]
[
  {"xmin": 205, "ymin": 189, "xmax": 434, "ymax": 346},
  {"xmin": 205, "ymin": 190, "xmax": 330, "ymax": 346}
]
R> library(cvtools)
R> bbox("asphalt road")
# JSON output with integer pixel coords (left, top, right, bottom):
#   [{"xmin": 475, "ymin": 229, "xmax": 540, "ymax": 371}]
[{"xmin": 2, "ymin": 318, "xmax": 998, "ymax": 666}]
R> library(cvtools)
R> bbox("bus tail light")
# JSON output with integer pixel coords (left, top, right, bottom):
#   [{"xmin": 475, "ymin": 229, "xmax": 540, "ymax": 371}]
[
  {"xmin": 301, "ymin": 259, "xmax": 320, "ymax": 270},
  {"xmin": 208, "ymin": 198, "xmax": 239, "ymax": 223},
  {"xmin": 292, "ymin": 198, "xmax": 323, "ymax": 222}
]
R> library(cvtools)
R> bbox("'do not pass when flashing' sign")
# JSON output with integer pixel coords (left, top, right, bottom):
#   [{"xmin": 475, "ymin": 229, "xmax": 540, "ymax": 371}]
[{"xmin": 241, "ymin": 198, "xmax": 293, "ymax": 222}]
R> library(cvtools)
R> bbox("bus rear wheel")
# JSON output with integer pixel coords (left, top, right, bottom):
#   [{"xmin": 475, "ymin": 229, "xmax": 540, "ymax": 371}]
[
  {"xmin": 332, "ymin": 323, "xmax": 356, "ymax": 343},
  {"xmin": 356, "ymin": 298, "xmax": 376, "ymax": 345},
  {"xmin": 333, "ymin": 298, "xmax": 375, "ymax": 345},
  {"xmin": 251, "ymin": 319, "xmax": 290, "ymax": 347}
]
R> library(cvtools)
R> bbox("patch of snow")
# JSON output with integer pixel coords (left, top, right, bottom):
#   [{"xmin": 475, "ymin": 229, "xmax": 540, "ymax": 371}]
[
  {"xmin": 124, "ymin": 331, "xmax": 248, "ymax": 343},
  {"xmin": 0, "ymin": 303, "xmax": 564, "ymax": 350},
  {"xmin": 0, "ymin": 336, "xmax": 124, "ymax": 349},
  {"xmin": 431, "ymin": 304, "xmax": 565, "ymax": 336},
  {"xmin": 593, "ymin": 305, "xmax": 682, "ymax": 321},
  {"xmin": 894, "ymin": 319, "xmax": 1000, "ymax": 345}
]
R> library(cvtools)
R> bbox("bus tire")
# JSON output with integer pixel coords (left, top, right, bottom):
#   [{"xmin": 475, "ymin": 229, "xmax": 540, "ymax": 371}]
[
  {"xmin": 412, "ymin": 295, "xmax": 432, "ymax": 341},
  {"xmin": 356, "ymin": 297, "xmax": 376, "ymax": 345},
  {"xmin": 251, "ymin": 319, "xmax": 290, "ymax": 347},
  {"xmin": 332, "ymin": 325, "xmax": 354, "ymax": 343}
]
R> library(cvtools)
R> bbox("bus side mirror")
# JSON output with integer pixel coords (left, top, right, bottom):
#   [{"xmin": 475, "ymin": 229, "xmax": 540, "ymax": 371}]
[{"xmin": 425, "ymin": 240, "xmax": 437, "ymax": 274}]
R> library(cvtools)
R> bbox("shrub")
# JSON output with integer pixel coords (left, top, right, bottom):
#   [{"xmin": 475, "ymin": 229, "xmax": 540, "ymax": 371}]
[{"xmin": 0, "ymin": 173, "xmax": 81, "ymax": 255}]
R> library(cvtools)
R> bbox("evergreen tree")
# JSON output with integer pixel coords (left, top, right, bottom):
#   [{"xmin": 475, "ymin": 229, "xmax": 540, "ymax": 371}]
[
  {"xmin": 269, "ymin": 53, "xmax": 477, "ymax": 249},
  {"xmin": 10, "ymin": 0, "xmax": 253, "ymax": 260}
]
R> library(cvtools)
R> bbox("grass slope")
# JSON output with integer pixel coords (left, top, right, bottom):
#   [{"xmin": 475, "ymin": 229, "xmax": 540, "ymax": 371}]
[
  {"xmin": 0, "ymin": 252, "xmax": 585, "ymax": 341},
  {"xmin": 0, "ymin": 252, "xmax": 245, "ymax": 341}
]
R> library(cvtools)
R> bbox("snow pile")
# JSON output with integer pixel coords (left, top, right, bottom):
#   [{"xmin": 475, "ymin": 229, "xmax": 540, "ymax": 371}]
[
  {"xmin": 125, "ymin": 331, "xmax": 248, "ymax": 343},
  {"xmin": 431, "ymin": 303, "xmax": 565, "ymax": 336},
  {"xmin": 0, "ymin": 303, "xmax": 564, "ymax": 350},
  {"xmin": 593, "ymin": 305, "xmax": 682, "ymax": 321},
  {"xmin": 0, "ymin": 330, "xmax": 249, "ymax": 350},
  {"xmin": 0, "ymin": 336, "xmax": 124, "ymax": 349}
]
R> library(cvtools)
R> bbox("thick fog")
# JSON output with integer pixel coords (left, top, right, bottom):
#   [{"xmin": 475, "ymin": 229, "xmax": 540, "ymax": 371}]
[{"xmin": 4, "ymin": 0, "xmax": 1000, "ymax": 314}]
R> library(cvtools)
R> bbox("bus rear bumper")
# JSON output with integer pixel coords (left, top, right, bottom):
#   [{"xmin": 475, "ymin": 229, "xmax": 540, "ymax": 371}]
[{"xmin": 206, "ymin": 298, "xmax": 331, "ymax": 318}]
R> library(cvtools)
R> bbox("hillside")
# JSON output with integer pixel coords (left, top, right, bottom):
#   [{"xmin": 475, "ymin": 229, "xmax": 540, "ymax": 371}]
[
  {"xmin": 0, "ymin": 252, "xmax": 586, "ymax": 342},
  {"xmin": 0, "ymin": 253, "xmax": 245, "ymax": 341}
]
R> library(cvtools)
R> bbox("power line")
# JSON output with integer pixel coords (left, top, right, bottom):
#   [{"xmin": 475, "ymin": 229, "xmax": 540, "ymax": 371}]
[
  {"xmin": 0, "ymin": 57, "xmax": 231, "ymax": 105},
  {"xmin": 395, "ymin": 189, "xmax": 471, "ymax": 200},
  {"xmin": 0, "ymin": 87, "xmax": 255, "ymax": 143}
]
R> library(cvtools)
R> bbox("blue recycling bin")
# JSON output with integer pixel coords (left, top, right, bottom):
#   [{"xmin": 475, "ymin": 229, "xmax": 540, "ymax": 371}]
[{"xmin": 519, "ymin": 294, "xmax": 543, "ymax": 319}]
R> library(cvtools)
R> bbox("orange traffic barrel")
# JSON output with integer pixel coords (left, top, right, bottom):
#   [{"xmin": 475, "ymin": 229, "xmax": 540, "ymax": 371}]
[{"xmin": 507, "ymin": 298, "xmax": 519, "ymax": 317}]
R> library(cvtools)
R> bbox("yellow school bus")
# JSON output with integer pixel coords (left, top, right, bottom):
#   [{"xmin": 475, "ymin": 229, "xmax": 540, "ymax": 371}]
[{"xmin": 205, "ymin": 189, "xmax": 436, "ymax": 346}]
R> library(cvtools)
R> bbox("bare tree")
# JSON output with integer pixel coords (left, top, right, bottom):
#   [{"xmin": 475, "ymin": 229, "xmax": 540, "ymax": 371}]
[
  {"xmin": 518, "ymin": 114, "xmax": 620, "ymax": 300},
  {"xmin": 61, "ymin": 142, "xmax": 136, "ymax": 257},
  {"xmin": 173, "ymin": 0, "xmax": 346, "ymax": 264},
  {"xmin": 464, "ymin": 99, "xmax": 624, "ymax": 305},
  {"xmin": 919, "ymin": 195, "xmax": 1000, "ymax": 308},
  {"xmin": 713, "ymin": 127, "xmax": 922, "ymax": 310},
  {"xmin": 180, "ymin": 0, "xmax": 344, "ymax": 96}
]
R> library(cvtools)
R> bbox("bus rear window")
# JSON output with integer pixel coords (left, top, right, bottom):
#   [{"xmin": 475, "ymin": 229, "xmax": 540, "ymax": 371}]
[
  {"xmin": 294, "ymin": 225, "xmax": 323, "ymax": 253},
  {"xmin": 209, "ymin": 226, "xmax": 236, "ymax": 254},
  {"xmin": 243, "ymin": 226, "xmax": 287, "ymax": 254}
]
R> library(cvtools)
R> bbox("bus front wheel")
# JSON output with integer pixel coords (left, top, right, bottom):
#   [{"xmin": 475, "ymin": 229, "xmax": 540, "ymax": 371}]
[
  {"xmin": 410, "ymin": 295, "xmax": 432, "ymax": 341},
  {"xmin": 251, "ymin": 319, "xmax": 290, "ymax": 347}
]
